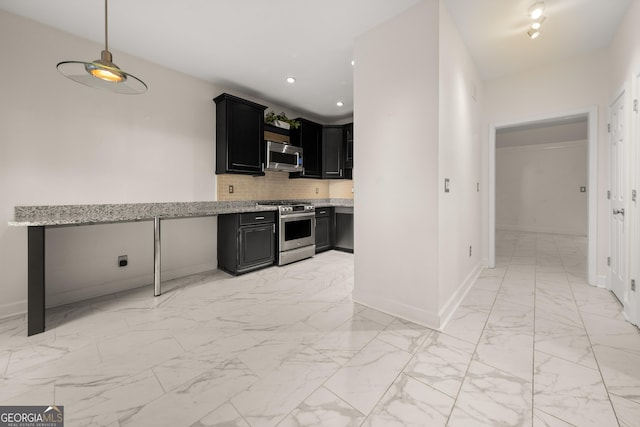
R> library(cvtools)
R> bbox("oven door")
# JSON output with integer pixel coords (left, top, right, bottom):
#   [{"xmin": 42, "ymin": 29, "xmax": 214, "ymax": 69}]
[{"xmin": 280, "ymin": 212, "xmax": 315, "ymax": 251}]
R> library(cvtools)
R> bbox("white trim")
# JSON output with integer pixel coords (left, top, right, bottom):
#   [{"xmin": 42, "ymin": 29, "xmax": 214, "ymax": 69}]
[
  {"xmin": 496, "ymin": 224, "xmax": 586, "ymax": 236},
  {"xmin": 496, "ymin": 139, "xmax": 587, "ymax": 153},
  {"xmin": 353, "ymin": 290, "xmax": 442, "ymax": 330},
  {"xmin": 438, "ymin": 261, "xmax": 483, "ymax": 330},
  {"xmin": 0, "ymin": 300, "xmax": 27, "ymax": 320},
  {"xmin": 597, "ymin": 274, "xmax": 608, "ymax": 288},
  {"xmin": 488, "ymin": 106, "xmax": 598, "ymax": 285}
]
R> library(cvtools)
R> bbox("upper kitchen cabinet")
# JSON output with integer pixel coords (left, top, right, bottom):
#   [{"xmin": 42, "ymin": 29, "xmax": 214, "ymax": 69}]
[
  {"xmin": 290, "ymin": 118, "xmax": 322, "ymax": 178},
  {"xmin": 214, "ymin": 93, "xmax": 267, "ymax": 175},
  {"xmin": 343, "ymin": 122, "xmax": 353, "ymax": 179},
  {"xmin": 322, "ymin": 125, "xmax": 344, "ymax": 179}
]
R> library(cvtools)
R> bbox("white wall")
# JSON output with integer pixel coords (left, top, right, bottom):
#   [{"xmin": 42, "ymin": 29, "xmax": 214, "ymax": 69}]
[
  {"xmin": 496, "ymin": 141, "xmax": 588, "ymax": 235},
  {"xmin": 353, "ymin": 0, "xmax": 483, "ymax": 329},
  {"xmin": 0, "ymin": 10, "xmax": 304, "ymax": 317},
  {"xmin": 437, "ymin": 1, "xmax": 484, "ymax": 319},
  {"xmin": 353, "ymin": 0, "xmax": 441, "ymax": 326},
  {"xmin": 484, "ymin": 50, "xmax": 610, "ymax": 282},
  {"xmin": 609, "ymin": 0, "xmax": 640, "ymax": 324}
]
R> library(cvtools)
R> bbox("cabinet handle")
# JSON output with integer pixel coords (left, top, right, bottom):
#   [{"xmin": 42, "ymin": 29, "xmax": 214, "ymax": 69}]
[
  {"xmin": 255, "ymin": 216, "xmax": 265, "ymax": 220},
  {"xmin": 320, "ymin": 211, "xmax": 326, "ymax": 214},
  {"xmin": 272, "ymin": 224, "xmax": 276, "ymax": 233}
]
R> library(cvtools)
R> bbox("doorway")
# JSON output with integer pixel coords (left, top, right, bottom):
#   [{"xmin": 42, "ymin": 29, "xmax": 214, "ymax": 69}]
[{"xmin": 489, "ymin": 107, "xmax": 598, "ymax": 286}]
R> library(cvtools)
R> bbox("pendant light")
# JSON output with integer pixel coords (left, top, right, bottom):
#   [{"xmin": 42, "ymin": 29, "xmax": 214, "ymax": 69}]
[{"xmin": 56, "ymin": 0, "xmax": 147, "ymax": 94}]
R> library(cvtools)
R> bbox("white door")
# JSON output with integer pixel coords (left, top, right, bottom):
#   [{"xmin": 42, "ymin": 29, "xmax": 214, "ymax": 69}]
[{"xmin": 609, "ymin": 91, "xmax": 627, "ymax": 304}]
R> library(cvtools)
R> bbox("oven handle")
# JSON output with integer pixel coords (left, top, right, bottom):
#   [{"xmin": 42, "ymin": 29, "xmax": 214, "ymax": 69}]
[{"xmin": 281, "ymin": 212, "xmax": 315, "ymax": 220}]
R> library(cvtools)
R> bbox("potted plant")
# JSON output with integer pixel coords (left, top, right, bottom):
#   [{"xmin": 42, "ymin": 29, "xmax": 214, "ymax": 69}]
[{"xmin": 265, "ymin": 111, "xmax": 300, "ymax": 130}]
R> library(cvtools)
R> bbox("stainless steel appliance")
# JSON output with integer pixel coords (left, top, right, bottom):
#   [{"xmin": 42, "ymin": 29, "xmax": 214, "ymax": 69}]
[
  {"xmin": 259, "ymin": 201, "xmax": 315, "ymax": 265},
  {"xmin": 266, "ymin": 141, "xmax": 304, "ymax": 173}
]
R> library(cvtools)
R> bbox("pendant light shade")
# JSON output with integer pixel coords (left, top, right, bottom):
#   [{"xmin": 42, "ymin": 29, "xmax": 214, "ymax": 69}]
[{"xmin": 56, "ymin": 0, "xmax": 147, "ymax": 94}]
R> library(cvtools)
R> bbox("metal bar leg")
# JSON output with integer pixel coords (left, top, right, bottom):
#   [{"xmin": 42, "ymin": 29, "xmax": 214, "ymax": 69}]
[
  {"xmin": 28, "ymin": 226, "xmax": 45, "ymax": 336},
  {"xmin": 154, "ymin": 217, "xmax": 161, "ymax": 296}
]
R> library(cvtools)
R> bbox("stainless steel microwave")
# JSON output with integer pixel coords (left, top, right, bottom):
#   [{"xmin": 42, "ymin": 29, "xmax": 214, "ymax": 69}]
[{"xmin": 266, "ymin": 141, "xmax": 304, "ymax": 173}]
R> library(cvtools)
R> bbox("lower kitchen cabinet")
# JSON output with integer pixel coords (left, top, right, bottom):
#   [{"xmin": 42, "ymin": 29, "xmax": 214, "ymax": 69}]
[
  {"xmin": 334, "ymin": 207, "xmax": 354, "ymax": 253},
  {"xmin": 218, "ymin": 211, "xmax": 276, "ymax": 275},
  {"xmin": 315, "ymin": 207, "xmax": 334, "ymax": 253}
]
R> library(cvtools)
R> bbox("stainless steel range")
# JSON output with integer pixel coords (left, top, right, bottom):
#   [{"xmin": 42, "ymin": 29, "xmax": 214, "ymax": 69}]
[{"xmin": 259, "ymin": 201, "xmax": 315, "ymax": 265}]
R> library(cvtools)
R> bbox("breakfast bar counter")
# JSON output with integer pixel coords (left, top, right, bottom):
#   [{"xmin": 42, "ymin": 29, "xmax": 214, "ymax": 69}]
[{"xmin": 9, "ymin": 199, "xmax": 353, "ymax": 336}]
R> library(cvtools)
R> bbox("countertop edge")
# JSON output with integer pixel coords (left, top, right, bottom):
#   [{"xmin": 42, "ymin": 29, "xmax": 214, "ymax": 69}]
[{"xmin": 9, "ymin": 199, "xmax": 353, "ymax": 227}]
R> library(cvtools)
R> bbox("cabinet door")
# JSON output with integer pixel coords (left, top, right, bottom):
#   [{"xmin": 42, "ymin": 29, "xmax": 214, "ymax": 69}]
[
  {"xmin": 239, "ymin": 224, "xmax": 275, "ymax": 269},
  {"xmin": 315, "ymin": 216, "xmax": 331, "ymax": 252},
  {"xmin": 335, "ymin": 212, "xmax": 354, "ymax": 253},
  {"xmin": 215, "ymin": 94, "xmax": 266, "ymax": 175},
  {"xmin": 291, "ymin": 118, "xmax": 322, "ymax": 178},
  {"xmin": 322, "ymin": 126, "xmax": 344, "ymax": 179},
  {"xmin": 344, "ymin": 123, "xmax": 353, "ymax": 169}
]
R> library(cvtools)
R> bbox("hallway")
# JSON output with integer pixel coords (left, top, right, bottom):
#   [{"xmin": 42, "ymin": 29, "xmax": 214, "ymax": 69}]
[{"xmin": 443, "ymin": 230, "xmax": 640, "ymax": 425}]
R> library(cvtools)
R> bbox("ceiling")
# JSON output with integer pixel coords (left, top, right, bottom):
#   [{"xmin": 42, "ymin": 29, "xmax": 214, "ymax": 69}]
[{"xmin": 0, "ymin": 0, "xmax": 632, "ymax": 121}]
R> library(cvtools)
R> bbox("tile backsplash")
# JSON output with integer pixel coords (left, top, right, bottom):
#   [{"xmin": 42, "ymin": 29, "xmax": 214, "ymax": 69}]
[{"xmin": 217, "ymin": 171, "xmax": 353, "ymax": 201}]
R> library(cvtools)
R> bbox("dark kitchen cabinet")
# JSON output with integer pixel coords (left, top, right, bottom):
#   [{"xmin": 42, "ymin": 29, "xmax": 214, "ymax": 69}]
[
  {"xmin": 322, "ymin": 126, "xmax": 344, "ymax": 179},
  {"xmin": 315, "ymin": 207, "xmax": 334, "ymax": 253},
  {"xmin": 290, "ymin": 118, "xmax": 322, "ymax": 178},
  {"xmin": 335, "ymin": 207, "xmax": 354, "ymax": 253},
  {"xmin": 343, "ymin": 123, "xmax": 353, "ymax": 179},
  {"xmin": 218, "ymin": 211, "xmax": 276, "ymax": 275},
  {"xmin": 214, "ymin": 93, "xmax": 267, "ymax": 175}
]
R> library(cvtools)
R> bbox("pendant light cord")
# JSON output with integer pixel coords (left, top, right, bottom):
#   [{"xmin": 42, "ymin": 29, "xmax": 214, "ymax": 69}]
[{"xmin": 104, "ymin": 0, "xmax": 109, "ymax": 52}]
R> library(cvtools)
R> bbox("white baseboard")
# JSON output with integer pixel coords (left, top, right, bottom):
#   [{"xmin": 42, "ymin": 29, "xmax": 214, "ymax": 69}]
[
  {"xmin": 46, "ymin": 262, "xmax": 217, "ymax": 308},
  {"xmin": 438, "ymin": 261, "xmax": 484, "ymax": 330},
  {"xmin": 496, "ymin": 224, "xmax": 586, "ymax": 236},
  {"xmin": 0, "ymin": 300, "xmax": 27, "ymax": 320},
  {"xmin": 353, "ymin": 289, "xmax": 442, "ymax": 330},
  {"xmin": 596, "ymin": 275, "xmax": 608, "ymax": 289}
]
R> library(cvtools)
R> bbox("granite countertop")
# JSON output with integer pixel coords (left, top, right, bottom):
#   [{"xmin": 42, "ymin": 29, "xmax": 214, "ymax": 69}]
[{"xmin": 9, "ymin": 199, "xmax": 353, "ymax": 227}]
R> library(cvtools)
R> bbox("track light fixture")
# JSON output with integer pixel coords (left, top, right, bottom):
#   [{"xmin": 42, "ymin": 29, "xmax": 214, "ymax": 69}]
[{"xmin": 526, "ymin": 2, "xmax": 546, "ymax": 39}]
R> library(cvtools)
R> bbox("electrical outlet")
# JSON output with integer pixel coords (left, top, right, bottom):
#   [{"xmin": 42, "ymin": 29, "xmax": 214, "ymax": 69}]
[
  {"xmin": 118, "ymin": 255, "xmax": 128, "ymax": 267},
  {"xmin": 315, "ymin": 187, "xmax": 319, "ymax": 194},
  {"xmin": 444, "ymin": 178, "xmax": 450, "ymax": 193},
  {"xmin": 580, "ymin": 186, "xmax": 586, "ymax": 193},
  {"xmin": 228, "ymin": 185, "xmax": 234, "ymax": 194}
]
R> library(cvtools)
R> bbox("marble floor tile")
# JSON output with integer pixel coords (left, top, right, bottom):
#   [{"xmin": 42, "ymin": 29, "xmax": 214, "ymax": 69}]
[
  {"xmin": 475, "ymin": 329, "xmax": 534, "ymax": 381},
  {"xmin": 278, "ymin": 386, "xmax": 365, "ymax": 427},
  {"xmin": 533, "ymin": 351, "xmax": 618, "ymax": 427},
  {"xmin": 375, "ymin": 318, "xmax": 432, "ymax": 354},
  {"xmin": 1, "ymin": 235, "xmax": 639, "ymax": 427},
  {"xmin": 404, "ymin": 331, "xmax": 474, "ymax": 398},
  {"xmin": 231, "ymin": 347, "xmax": 340, "ymax": 427},
  {"xmin": 609, "ymin": 393, "xmax": 640, "ymax": 427},
  {"xmin": 192, "ymin": 402, "xmax": 249, "ymax": 427},
  {"xmin": 363, "ymin": 374, "xmax": 454, "ymax": 427},
  {"xmin": 324, "ymin": 338, "xmax": 412, "ymax": 415},
  {"xmin": 448, "ymin": 360, "xmax": 533, "ymax": 427}
]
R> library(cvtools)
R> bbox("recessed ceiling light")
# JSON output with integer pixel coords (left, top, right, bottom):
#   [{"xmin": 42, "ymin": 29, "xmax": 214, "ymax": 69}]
[
  {"xmin": 286, "ymin": 77, "xmax": 296, "ymax": 84},
  {"xmin": 351, "ymin": 60, "xmax": 355, "ymax": 66},
  {"xmin": 336, "ymin": 101, "xmax": 344, "ymax": 107},
  {"xmin": 528, "ymin": 2, "xmax": 545, "ymax": 20}
]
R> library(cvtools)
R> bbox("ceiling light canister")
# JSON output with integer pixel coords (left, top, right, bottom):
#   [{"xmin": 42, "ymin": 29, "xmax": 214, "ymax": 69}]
[
  {"xmin": 528, "ymin": 2, "xmax": 545, "ymax": 20},
  {"xmin": 527, "ymin": 28, "xmax": 540, "ymax": 39},
  {"xmin": 286, "ymin": 76, "xmax": 296, "ymax": 84},
  {"xmin": 336, "ymin": 101, "xmax": 344, "ymax": 107}
]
